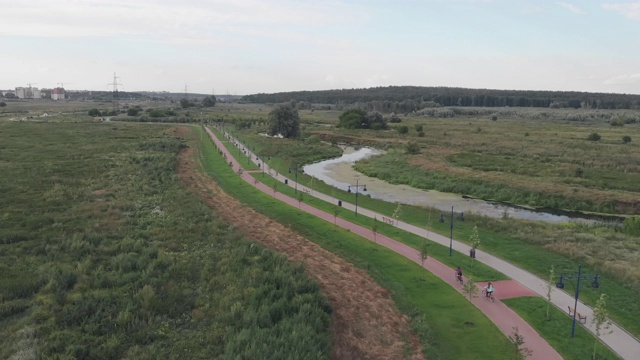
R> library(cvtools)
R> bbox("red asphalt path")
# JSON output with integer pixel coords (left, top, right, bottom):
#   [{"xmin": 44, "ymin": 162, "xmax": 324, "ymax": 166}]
[{"xmin": 205, "ymin": 127, "xmax": 561, "ymax": 360}]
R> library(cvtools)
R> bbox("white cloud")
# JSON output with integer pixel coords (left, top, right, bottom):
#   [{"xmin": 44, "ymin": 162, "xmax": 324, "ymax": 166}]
[
  {"xmin": 557, "ymin": 2, "xmax": 585, "ymax": 14},
  {"xmin": 602, "ymin": 2, "xmax": 640, "ymax": 20},
  {"xmin": 603, "ymin": 73, "xmax": 640, "ymax": 85}
]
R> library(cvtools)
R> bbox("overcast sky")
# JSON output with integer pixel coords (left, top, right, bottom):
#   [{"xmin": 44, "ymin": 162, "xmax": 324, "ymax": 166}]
[{"xmin": 2, "ymin": 0, "xmax": 639, "ymax": 95}]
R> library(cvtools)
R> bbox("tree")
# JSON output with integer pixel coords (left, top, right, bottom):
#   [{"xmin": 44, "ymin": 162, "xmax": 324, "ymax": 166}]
[
  {"xmin": 546, "ymin": 266, "xmax": 555, "ymax": 320},
  {"xmin": 180, "ymin": 98, "xmax": 193, "ymax": 108},
  {"xmin": 509, "ymin": 326, "xmax": 533, "ymax": 359},
  {"xmin": 367, "ymin": 111, "xmax": 388, "ymax": 130},
  {"xmin": 297, "ymin": 192, "xmax": 304, "ymax": 208},
  {"xmin": 418, "ymin": 241, "xmax": 429, "ymax": 267},
  {"xmin": 592, "ymin": 294, "xmax": 613, "ymax": 360},
  {"xmin": 462, "ymin": 277, "xmax": 478, "ymax": 301},
  {"xmin": 337, "ymin": 109, "xmax": 367, "ymax": 129},
  {"xmin": 389, "ymin": 112, "xmax": 402, "ymax": 123},
  {"xmin": 202, "ymin": 95, "xmax": 217, "ymax": 107},
  {"xmin": 587, "ymin": 132, "xmax": 601, "ymax": 141},
  {"xmin": 372, "ymin": 216, "xmax": 379, "ymax": 242},
  {"xmin": 88, "ymin": 108, "xmax": 101, "ymax": 116},
  {"xmin": 392, "ymin": 202, "xmax": 402, "ymax": 225},
  {"xmin": 127, "ymin": 108, "xmax": 139, "ymax": 116},
  {"xmin": 469, "ymin": 226, "xmax": 480, "ymax": 268},
  {"xmin": 268, "ymin": 105, "xmax": 300, "ymax": 138},
  {"xmin": 332, "ymin": 203, "xmax": 341, "ymax": 224},
  {"xmin": 623, "ymin": 135, "xmax": 632, "ymax": 143},
  {"xmin": 397, "ymin": 125, "xmax": 409, "ymax": 135},
  {"xmin": 272, "ymin": 181, "xmax": 278, "ymax": 195}
]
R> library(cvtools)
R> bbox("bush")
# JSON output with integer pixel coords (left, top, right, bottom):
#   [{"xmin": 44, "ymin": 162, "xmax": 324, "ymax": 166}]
[
  {"xmin": 88, "ymin": 108, "xmax": 102, "ymax": 117},
  {"xmin": 389, "ymin": 113, "xmax": 402, "ymax": 123},
  {"xmin": 414, "ymin": 124, "xmax": 423, "ymax": 132},
  {"xmin": 418, "ymin": 131, "xmax": 425, "ymax": 137},
  {"xmin": 0, "ymin": 101, "xmax": 6, "ymax": 107},
  {"xmin": 587, "ymin": 132, "xmax": 601, "ymax": 141},
  {"xmin": 405, "ymin": 141, "xmax": 420, "ymax": 154},
  {"xmin": 127, "ymin": 108, "xmax": 140, "ymax": 116},
  {"xmin": 396, "ymin": 125, "xmax": 409, "ymax": 135},
  {"xmin": 491, "ymin": 115, "xmax": 498, "ymax": 121},
  {"xmin": 623, "ymin": 135, "xmax": 632, "ymax": 143}
]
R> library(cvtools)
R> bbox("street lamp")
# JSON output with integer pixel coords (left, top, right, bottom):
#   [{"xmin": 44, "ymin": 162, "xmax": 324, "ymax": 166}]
[
  {"xmin": 556, "ymin": 264, "xmax": 600, "ymax": 337},
  {"xmin": 289, "ymin": 164, "xmax": 299, "ymax": 194},
  {"xmin": 449, "ymin": 206, "xmax": 454, "ymax": 256},
  {"xmin": 347, "ymin": 179, "xmax": 367, "ymax": 217}
]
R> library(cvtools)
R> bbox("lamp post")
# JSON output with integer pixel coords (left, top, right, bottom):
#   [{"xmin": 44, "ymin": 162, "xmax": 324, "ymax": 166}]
[
  {"xmin": 556, "ymin": 264, "xmax": 600, "ymax": 337},
  {"xmin": 289, "ymin": 164, "xmax": 299, "ymax": 194},
  {"xmin": 347, "ymin": 179, "xmax": 367, "ymax": 217},
  {"xmin": 449, "ymin": 206, "xmax": 454, "ymax": 256}
]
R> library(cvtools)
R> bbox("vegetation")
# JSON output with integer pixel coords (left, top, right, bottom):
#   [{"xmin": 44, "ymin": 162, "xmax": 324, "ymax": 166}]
[
  {"xmin": 241, "ymin": 85, "xmax": 640, "ymax": 110},
  {"xmin": 202, "ymin": 95, "xmax": 217, "ymax": 107},
  {"xmin": 268, "ymin": 104, "xmax": 301, "ymax": 138},
  {"xmin": 0, "ymin": 121, "xmax": 331, "ymax": 359},
  {"xmin": 337, "ymin": 109, "xmax": 388, "ymax": 130},
  {"xmin": 592, "ymin": 294, "xmax": 613, "ymax": 360},
  {"xmin": 503, "ymin": 297, "xmax": 619, "ymax": 359}
]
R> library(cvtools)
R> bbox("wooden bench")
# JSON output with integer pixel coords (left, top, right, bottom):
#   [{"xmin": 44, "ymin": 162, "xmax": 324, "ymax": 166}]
[{"xmin": 568, "ymin": 306, "xmax": 587, "ymax": 324}]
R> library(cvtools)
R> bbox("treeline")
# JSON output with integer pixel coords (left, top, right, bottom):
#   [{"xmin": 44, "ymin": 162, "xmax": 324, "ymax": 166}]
[{"xmin": 241, "ymin": 86, "xmax": 640, "ymax": 111}]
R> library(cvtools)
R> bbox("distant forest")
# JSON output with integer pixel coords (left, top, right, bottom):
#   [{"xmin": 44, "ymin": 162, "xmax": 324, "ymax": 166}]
[{"xmin": 241, "ymin": 86, "xmax": 640, "ymax": 111}]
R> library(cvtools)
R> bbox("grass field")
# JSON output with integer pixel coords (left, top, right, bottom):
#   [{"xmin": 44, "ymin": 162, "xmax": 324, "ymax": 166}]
[{"xmin": 0, "ymin": 121, "xmax": 332, "ymax": 359}]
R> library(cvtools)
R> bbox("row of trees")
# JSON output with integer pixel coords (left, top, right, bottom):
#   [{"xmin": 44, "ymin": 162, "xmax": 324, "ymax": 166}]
[{"xmin": 242, "ymin": 86, "xmax": 640, "ymax": 110}]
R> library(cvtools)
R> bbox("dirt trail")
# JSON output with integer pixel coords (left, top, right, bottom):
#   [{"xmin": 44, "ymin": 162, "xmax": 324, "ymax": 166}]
[{"xmin": 176, "ymin": 145, "xmax": 423, "ymax": 360}]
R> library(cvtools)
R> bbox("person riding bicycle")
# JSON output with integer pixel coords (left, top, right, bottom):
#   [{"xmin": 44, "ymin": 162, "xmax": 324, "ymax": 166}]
[
  {"xmin": 485, "ymin": 282, "xmax": 495, "ymax": 298},
  {"xmin": 456, "ymin": 267, "xmax": 463, "ymax": 282}
]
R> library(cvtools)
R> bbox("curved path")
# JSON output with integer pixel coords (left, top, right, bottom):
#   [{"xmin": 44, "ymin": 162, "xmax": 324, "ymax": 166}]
[{"xmin": 207, "ymin": 127, "xmax": 562, "ymax": 359}]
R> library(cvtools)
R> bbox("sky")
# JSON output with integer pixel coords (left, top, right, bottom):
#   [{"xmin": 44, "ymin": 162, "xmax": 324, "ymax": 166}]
[{"xmin": 1, "ymin": 0, "xmax": 640, "ymax": 95}]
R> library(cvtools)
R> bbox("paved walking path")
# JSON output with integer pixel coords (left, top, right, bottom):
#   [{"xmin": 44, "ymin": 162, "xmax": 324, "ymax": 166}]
[{"xmin": 210, "ymin": 126, "xmax": 640, "ymax": 359}]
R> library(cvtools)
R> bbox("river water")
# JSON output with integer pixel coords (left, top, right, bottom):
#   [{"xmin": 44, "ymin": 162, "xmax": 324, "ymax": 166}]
[{"xmin": 302, "ymin": 147, "xmax": 572, "ymax": 223}]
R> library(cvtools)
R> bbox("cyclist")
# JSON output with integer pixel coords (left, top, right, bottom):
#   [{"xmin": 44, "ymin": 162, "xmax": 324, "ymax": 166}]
[
  {"xmin": 456, "ymin": 267, "xmax": 463, "ymax": 283},
  {"xmin": 485, "ymin": 282, "xmax": 495, "ymax": 299}
]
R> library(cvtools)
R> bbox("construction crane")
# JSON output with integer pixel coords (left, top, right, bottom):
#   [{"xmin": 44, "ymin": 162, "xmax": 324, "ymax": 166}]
[
  {"xmin": 26, "ymin": 82, "xmax": 37, "ymax": 88},
  {"xmin": 57, "ymin": 82, "xmax": 74, "ymax": 89}
]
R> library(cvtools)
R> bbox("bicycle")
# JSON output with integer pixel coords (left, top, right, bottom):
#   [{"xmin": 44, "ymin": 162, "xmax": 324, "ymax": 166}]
[
  {"xmin": 481, "ymin": 288, "xmax": 495, "ymax": 302},
  {"xmin": 455, "ymin": 272, "xmax": 463, "ymax": 285}
]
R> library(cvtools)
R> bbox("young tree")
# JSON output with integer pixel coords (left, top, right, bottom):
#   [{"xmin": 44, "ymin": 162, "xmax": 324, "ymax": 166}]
[
  {"xmin": 418, "ymin": 241, "xmax": 429, "ymax": 267},
  {"xmin": 592, "ymin": 294, "xmax": 613, "ymax": 360},
  {"xmin": 509, "ymin": 326, "xmax": 533, "ymax": 359},
  {"xmin": 546, "ymin": 266, "xmax": 555, "ymax": 320},
  {"xmin": 332, "ymin": 203, "xmax": 341, "ymax": 224},
  {"xmin": 272, "ymin": 181, "xmax": 278, "ymax": 195},
  {"xmin": 268, "ymin": 104, "xmax": 300, "ymax": 138},
  {"xmin": 297, "ymin": 192, "xmax": 304, "ymax": 208},
  {"xmin": 462, "ymin": 278, "xmax": 479, "ymax": 301},
  {"xmin": 392, "ymin": 202, "xmax": 402, "ymax": 225},
  {"xmin": 372, "ymin": 216, "xmax": 379, "ymax": 242},
  {"xmin": 469, "ymin": 225, "xmax": 481, "ymax": 267}
]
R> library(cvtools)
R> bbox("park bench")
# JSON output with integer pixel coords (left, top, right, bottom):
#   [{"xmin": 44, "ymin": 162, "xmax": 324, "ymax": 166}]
[{"xmin": 568, "ymin": 306, "xmax": 587, "ymax": 324}]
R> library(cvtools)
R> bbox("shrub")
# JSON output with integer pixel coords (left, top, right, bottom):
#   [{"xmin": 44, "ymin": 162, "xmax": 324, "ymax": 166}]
[
  {"xmin": 414, "ymin": 124, "xmax": 423, "ymax": 132},
  {"xmin": 0, "ymin": 101, "xmax": 6, "ymax": 107},
  {"xmin": 396, "ymin": 125, "xmax": 409, "ymax": 135},
  {"xmin": 587, "ymin": 133, "xmax": 601, "ymax": 141},
  {"xmin": 491, "ymin": 115, "xmax": 498, "ymax": 121},
  {"xmin": 623, "ymin": 135, "xmax": 632, "ymax": 143},
  {"xmin": 418, "ymin": 131, "xmax": 425, "ymax": 137},
  {"xmin": 405, "ymin": 141, "xmax": 420, "ymax": 154},
  {"xmin": 88, "ymin": 108, "xmax": 102, "ymax": 116},
  {"xmin": 389, "ymin": 113, "xmax": 402, "ymax": 123},
  {"xmin": 127, "ymin": 108, "xmax": 140, "ymax": 116}
]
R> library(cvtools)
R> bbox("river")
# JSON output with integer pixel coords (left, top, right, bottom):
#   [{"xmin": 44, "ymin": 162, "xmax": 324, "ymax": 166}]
[{"xmin": 302, "ymin": 147, "xmax": 573, "ymax": 223}]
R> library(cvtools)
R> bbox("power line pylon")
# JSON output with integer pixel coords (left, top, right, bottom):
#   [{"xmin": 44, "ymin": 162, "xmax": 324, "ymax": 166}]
[{"xmin": 107, "ymin": 73, "xmax": 123, "ymax": 113}]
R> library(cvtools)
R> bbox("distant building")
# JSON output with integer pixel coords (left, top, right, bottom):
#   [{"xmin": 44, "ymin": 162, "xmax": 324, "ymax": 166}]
[
  {"xmin": 15, "ymin": 87, "xmax": 42, "ymax": 99},
  {"xmin": 52, "ymin": 87, "xmax": 65, "ymax": 100}
]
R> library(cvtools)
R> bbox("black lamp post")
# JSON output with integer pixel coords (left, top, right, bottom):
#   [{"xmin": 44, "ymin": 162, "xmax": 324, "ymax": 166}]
[
  {"xmin": 449, "ymin": 206, "xmax": 454, "ymax": 256},
  {"xmin": 347, "ymin": 179, "xmax": 367, "ymax": 217},
  {"xmin": 556, "ymin": 264, "xmax": 600, "ymax": 337},
  {"xmin": 289, "ymin": 164, "xmax": 299, "ymax": 194}
]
